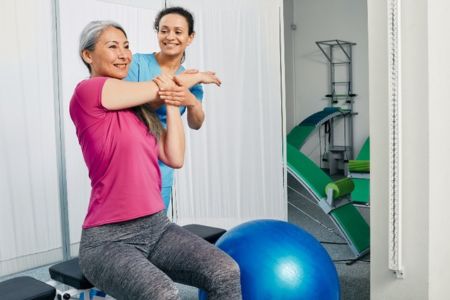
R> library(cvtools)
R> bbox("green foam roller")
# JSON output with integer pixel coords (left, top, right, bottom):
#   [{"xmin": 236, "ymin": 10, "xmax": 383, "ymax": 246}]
[
  {"xmin": 325, "ymin": 178, "xmax": 355, "ymax": 199},
  {"xmin": 348, "ymin": 160, "xmax": 370, "ymax": 173}
]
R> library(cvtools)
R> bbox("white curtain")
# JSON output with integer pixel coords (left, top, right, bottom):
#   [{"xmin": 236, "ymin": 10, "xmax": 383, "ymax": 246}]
[
  {"xmin": 60, "ymin": 0, "xmax": 286, "ymax": 254},
  {"xmin": 0, "ymin": 0, "xmax": 62, "ymax": 276},
  {"xmin": 1, "ymin": 0, "xmax": 286, "ymax": 275},
  {"xmin": 168, "ymin": 0, "xmax": 287, "ymax": 228}
]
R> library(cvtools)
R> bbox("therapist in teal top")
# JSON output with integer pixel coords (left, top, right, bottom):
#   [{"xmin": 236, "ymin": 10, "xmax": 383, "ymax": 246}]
[{"xmin": 126, "ymin": 6, "xmax": 221, "ymax": 213}]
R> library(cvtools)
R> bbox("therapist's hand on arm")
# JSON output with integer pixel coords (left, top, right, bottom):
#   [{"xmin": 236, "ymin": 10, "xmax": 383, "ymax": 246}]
[{"xmin": 158, "ymin": 76, "xmax": 206, "ymax": 130}]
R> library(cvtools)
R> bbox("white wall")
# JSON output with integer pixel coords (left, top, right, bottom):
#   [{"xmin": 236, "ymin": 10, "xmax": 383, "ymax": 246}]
[
  {"xmin": 284, "ymin": 0, "xmax": 294, "ymax": 133},
  {"xmin": 428, "ymin": 1, "xmax": 450, "ymax": 297},
  {"xmin": 370, "ymin": 0, "xmax": 450, "ymax": 298},
  {"xmin": 286, "ymin": 0, "xmax": 369, "ymax": 162}
]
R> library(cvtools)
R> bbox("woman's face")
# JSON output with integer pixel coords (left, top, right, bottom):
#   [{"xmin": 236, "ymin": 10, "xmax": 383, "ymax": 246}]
[
  {"xmin": 83, "ymin": 27, "xmax": 131, "ymax": 79},
  {"xmin": 157, "ymin": 13, "xmax": 194, "ymax": 58}
]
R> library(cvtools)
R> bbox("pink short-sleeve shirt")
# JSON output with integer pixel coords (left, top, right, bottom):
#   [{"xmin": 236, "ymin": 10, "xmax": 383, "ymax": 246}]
[{"xmin": 70, "ymin": 77, "xmax": 164, "ymax": 228}]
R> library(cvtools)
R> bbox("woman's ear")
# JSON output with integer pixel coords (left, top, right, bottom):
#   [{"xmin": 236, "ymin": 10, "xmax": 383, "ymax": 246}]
[
  {"xmin": 81, "ymin": 49, "xmax": 93, "ymax": 65},
  {"xmin": 187, "ymin": 32, "xmax": 195, "ymax": 46}
]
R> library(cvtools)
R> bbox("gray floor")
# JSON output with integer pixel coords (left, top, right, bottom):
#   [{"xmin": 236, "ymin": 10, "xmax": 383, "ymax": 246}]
[{"xmin": 1, "ymin": 176, "xmax": 369, "ymax": 299}]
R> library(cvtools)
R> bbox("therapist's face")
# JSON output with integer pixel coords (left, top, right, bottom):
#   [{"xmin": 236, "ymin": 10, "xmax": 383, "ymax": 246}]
[{"xmin": 157, "ymin": 13, "xmax": 194, "ymax": 58}]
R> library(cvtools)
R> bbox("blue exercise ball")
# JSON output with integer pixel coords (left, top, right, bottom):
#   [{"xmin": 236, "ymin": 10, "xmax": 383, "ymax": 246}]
[{"xmin": 199, "ymin": 220, "xmax": 339, "ymax": 300}]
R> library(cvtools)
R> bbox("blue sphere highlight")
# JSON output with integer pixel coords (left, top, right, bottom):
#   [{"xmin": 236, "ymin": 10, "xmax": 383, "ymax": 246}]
[{"xmin": 199, "ymin": 220, "xmax": 340, "ymax": 300}]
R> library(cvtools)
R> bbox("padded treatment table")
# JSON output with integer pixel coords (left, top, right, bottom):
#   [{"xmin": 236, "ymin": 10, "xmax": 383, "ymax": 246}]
[
  {"xmin": 287, "ymin": 143, "xmax": 369, "ymax": 258},
  {"xmin": 49, "ymin": 257, "xmax": 93, "ymax": 290},
  {"xmin": 286, "ymin": 107, "xmax": 347, "ymax": 149},
  {"xmin": 349, "ymin": 137, "xmax": 370, "ymax": 205},
  {"xmin": 0, "ymin": 276, "xmax": 56, "ymax": 300}
]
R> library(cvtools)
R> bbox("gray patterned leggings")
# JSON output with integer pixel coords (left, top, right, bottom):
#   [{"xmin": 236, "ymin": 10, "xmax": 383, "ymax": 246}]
[{"xmin": 79, "ymin": 211, "xmax": 241, "ymax": 300}]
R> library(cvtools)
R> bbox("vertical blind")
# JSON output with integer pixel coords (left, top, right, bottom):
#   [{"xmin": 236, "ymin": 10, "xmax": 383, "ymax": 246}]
[
  {"xmin": 0, "ymin": 0, "xmax": 62, "ymax": 276},
  {"xmin": 168, "ymin": 0, "xmax": 286, "ymax": 228}
]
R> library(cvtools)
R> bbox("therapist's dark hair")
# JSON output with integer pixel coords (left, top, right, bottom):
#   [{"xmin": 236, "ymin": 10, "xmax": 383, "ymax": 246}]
[
  {"xmin": 154, "ymin": 6, "xmax": 195, "ymax": 35},
  {"xmin": 154, "ymin": 6, "xmax": 195, "ymax": 64}
]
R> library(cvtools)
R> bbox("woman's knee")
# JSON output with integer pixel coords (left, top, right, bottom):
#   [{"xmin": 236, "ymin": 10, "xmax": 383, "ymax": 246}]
[
  {"xmin": 221, "ymin": 255, "xmax": 241, "ymax": 282},
  {"xmin": 204, "ymin": 254, "xmax": 242, "ymax": 300},
  {"xmin": 208, "ymin": 253, "xmax": 241, "ymax": 287}
]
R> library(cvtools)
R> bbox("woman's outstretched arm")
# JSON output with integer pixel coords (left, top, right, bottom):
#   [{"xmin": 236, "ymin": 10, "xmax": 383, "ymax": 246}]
[
  {"xmin": 101, "ymin": 79, "xmax": 160, "ymax": 110},
  {"xmin": 156, "ymin": 76, "xmax": 186, "ymax": 168},
  {"xmin": 158, "ymin": 105, "xmax": 185, "ymax": 168}
]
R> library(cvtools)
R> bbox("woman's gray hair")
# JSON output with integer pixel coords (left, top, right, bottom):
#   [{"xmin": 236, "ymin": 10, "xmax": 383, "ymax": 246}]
[
  {"xmin": 79, "ymin": 20, "xmax": 127, "ymax": 73},
  {"xmin": 79, "ymin": 20, "xmax": 163, "ymax": 139}
]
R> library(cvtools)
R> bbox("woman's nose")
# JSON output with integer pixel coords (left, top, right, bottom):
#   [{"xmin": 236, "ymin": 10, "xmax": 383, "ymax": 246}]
[
  {"xmin": 117, "ymin": 48, "xmax": 126, "ymax": 58},
  {"xmin": 166, "ymin": 31, "xmax": 175, "ymax": 39}
]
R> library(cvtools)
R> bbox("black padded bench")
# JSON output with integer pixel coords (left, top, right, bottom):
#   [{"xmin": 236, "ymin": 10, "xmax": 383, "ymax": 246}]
[
  {"xmin": 48, "ymin": 224, "xmax": 226, "ymax": 298},
  {"xmin": 0, "ymin": 276, "xmax": 56, "ymax": 300},
  {"xmin": 182, "ymin": 224, "xmax": 226, "ymax": 244},
  {"xmin": 49, "ymin": 257, "xmax": 93, "ymax": 290}
]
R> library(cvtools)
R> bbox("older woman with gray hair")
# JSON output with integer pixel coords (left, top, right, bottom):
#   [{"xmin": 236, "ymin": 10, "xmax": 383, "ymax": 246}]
[{"xmin": 70, "ymin": 20, "xmax": 241, "ymax": 300}]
